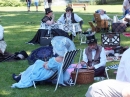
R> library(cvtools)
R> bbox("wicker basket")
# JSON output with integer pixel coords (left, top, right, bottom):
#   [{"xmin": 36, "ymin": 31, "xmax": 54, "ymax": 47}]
[{"xmin": 71, "ymin": 69, "xmax": 94, "ymax": 84}]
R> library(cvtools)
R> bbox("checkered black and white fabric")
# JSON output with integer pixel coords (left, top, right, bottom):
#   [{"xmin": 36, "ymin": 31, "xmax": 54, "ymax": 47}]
[
  {"xmin": 106, "ymin": 64, "xmax": 119, "ymax": 70},
  {"xmin": 40, "ymin": 22, "xmax": 82, "ymax": 36}
]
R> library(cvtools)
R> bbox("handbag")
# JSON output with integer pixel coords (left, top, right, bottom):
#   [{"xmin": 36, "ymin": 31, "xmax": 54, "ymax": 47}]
[{"xmin": 40, "ymin": 37, "xmax": 52, "ymax": 46}]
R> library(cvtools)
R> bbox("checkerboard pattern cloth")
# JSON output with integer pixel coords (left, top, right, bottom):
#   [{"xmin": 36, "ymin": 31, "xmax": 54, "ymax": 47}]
[{"xmin": 112, "ymin": 23, "xmax": 127, "ymax": 33}]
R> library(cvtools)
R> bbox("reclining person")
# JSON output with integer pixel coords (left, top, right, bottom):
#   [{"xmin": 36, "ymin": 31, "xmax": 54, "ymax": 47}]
[{"xmin": 11, "ymin": 36, "xmax": 76, "ymax": 88}]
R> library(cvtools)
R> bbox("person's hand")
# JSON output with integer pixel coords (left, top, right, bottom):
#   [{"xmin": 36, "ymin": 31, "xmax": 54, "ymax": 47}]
[
  {"xmin": 43, "ymin": 62, "xmax": 48, "ymax": 69},
  {"xmin": 88, "ymin": 66, "xmax": 94, "ymax": 70},
  {"xmin": 80, "ymin": 61, "xmax": 86, "ymax": 66},
  {"xmin": 52, "ymin": 14, "xmax": 55, "ymax": 20}
]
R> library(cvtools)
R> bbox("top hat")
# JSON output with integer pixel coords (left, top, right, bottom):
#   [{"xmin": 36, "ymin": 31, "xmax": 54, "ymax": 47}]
[
  {"xmin": 65, "ymin": 7, "xmax": 73, "ymax": 12},
  {"xmin": 86, "ymin": 35, "xmax": 97, "ymax": 44},
  {"xmin": 45, "ymin": 8, "xmax": 53, "ymax": 14},
  {"xmin": 51, "ymin": 36, "xmax": 76, "ymax": 57}
]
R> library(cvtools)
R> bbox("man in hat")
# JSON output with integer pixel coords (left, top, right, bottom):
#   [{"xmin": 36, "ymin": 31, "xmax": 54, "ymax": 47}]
[
  {"xmin": 41, "ymin": 7, "xmax": 54, "ymax": 25},
  {"xmin": 57, "ymin": 6, "xmax": 83, "ymax": 28},
  {"xmin": 80, "ymin": 34, "xmax": 107, "ymax": 79}
]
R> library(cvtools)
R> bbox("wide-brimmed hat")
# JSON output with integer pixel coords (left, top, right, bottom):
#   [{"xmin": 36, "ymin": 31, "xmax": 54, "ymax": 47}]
[
  {"xmin": 86, "ymin": 34, "xmax": 97, "ymax": 44},
  {"xmin": 51, "ymin": 36, "xmax": 76, "ymax": 57},
  {"xmin": 65, "ymin": 7, "xmax": 73, "ymax": 12},
  {"xmin": 45, "ymin": 8, "xmax": 53, "ymax": 14}
]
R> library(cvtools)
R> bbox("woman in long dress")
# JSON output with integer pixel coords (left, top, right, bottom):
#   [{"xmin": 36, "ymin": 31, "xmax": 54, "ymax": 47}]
[{"xmin": 11, "ymin": 36, "xmax": 76, "ymax": 88}]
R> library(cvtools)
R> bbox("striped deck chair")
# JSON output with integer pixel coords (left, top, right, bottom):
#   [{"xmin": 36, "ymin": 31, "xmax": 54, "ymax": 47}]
[
  {"xmin": 33, "ymin": 49, "xmax": 80, "ymax": 91},
  {"xmin": 54, "ymin": 49, "xmax": 80, "ymax": 91}
]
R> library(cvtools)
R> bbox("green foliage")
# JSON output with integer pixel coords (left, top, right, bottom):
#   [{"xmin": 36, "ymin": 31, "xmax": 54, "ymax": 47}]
[{"xmin": 0, "ymin": 0, "xmax": 25, "ymax": 7}]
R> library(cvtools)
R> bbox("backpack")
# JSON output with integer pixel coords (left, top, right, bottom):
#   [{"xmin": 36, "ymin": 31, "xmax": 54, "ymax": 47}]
[{"xmin": 27, "ymin": 46, "xmax": 55, "ymax": 65}]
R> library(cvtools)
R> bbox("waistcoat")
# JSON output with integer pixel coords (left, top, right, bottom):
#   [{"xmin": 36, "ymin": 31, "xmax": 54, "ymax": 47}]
[
  {"xmin": 85, "ymin": 45, "xmax": 102, "ymax": 66},
  {"xmin": 64, "ymin": 13, "xmax": 77, "ymax": 23}
]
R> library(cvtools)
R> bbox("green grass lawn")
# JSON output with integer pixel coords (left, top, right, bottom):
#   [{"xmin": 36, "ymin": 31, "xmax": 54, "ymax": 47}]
[{"xmin": 0, "ymin": 5, "xmax": 130, "ymax": 97}]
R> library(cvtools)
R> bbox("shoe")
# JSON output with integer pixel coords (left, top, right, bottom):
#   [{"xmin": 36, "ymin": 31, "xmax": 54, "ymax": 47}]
[{"xmin": 12, "ymin": 73, "xmax": 21, "ymax": 82}]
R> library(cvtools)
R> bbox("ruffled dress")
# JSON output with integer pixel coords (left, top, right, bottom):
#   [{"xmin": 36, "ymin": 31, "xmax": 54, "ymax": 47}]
[{"xmin": 11, "ymin": 57, "xmax": 63, "ymax": 88}]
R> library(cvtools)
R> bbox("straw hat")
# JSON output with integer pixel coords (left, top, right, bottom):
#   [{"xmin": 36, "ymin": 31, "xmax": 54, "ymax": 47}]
[{"xmin": 51, "ymin": 36, "xmax": 76, "ymax": 57}]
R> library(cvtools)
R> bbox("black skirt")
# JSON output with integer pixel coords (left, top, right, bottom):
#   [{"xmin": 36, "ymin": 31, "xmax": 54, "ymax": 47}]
[{"xmin": 28, "ymin": 29, "xmax": 70, "ymax": 44}]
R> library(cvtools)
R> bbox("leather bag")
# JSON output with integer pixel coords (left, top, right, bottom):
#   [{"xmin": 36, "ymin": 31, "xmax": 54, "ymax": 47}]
[{"xmin": 40, "ymin": 37, "xmax": 52, "ymax": 46}]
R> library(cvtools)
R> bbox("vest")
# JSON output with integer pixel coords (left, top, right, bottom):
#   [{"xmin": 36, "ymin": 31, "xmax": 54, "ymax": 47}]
[
  {"xmin": 85, "ymin": 45, "xmax": 102, "ymax": 66},
  {"xmin": 64, "ymin": 13, "xmax": 77, "ymax": 23}
]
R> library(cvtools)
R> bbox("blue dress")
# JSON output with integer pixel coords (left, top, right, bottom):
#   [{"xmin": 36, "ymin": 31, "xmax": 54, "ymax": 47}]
[{"xmin": 11, "ymin": 57, "xmax": 64, "ymax": 88}]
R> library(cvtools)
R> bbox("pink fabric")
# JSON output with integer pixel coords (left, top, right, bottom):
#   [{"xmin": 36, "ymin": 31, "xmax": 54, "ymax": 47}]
[
  {"xmin": 66, "ymin": 64, "xmax": 82, "ymax": 75},
  {"xmin": 123, "ymin": 32, "xmax": 130, "ymax": 37}
]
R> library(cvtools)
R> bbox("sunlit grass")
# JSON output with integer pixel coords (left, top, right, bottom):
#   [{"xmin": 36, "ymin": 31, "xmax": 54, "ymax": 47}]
[{"xmin": 0, "ymin": 4, "xmax": 130, "ymax": 97}]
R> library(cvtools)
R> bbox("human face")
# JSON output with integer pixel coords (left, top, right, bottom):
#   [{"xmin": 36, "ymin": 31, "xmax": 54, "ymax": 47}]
[
  {"xmin": 66, "ymin": 10, "xmax": 71, "ymax": 15},
  {"xmin": 88, "ymin": 42, "xmax": 97, "ymax": 49}
]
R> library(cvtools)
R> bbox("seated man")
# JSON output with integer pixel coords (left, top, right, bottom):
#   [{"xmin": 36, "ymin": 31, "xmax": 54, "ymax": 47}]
[
  {"xmin": 80, "ymin": 34, "xmax": 107, "ymax": 79},
  {"xmin": 85, "ymin": 79, "xmax": 130, "ymax": 97}
]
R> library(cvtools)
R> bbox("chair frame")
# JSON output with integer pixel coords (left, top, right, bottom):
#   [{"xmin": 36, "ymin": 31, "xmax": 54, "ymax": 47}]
[
  {"xmin": 54, "ymin": 49, "xmax": 80, "ymax": 91},
  {"xmin": 94, "ymin": 13, "xmax": 109, "ymax": 33},
  {"xmin": 32, "ymin": 49, "xmax": 80, "ymax": 91}
]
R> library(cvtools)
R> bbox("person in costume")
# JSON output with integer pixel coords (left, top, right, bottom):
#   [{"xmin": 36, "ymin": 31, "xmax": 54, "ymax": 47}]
[
  {"xmin": 11, "ymin": 36, "xmax": 76, "ymax": 88},
  {"xmin": 80, "ymin": 34, "xmax": 107, "ymax": 78}
]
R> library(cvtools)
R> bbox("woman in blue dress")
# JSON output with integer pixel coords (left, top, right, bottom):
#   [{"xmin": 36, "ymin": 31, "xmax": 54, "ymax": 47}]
[{"xmin": 11, "ymin": 36, "xmax": 76, "ymax": 88}]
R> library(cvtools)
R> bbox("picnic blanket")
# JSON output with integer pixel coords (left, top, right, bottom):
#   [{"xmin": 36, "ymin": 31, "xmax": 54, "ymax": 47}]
[{"xmin": 123, "ymin": 32, "xmax": 130, "ymax": 37}]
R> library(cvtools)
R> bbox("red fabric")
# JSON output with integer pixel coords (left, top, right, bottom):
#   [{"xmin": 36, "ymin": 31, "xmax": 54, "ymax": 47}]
[
  {"xmin": 123, "ymin": 32, "xmax": 130, "ymax": 37},
  {"xmin": 105, "ymin": 47, "xmax": 113, "ymax": 50}
]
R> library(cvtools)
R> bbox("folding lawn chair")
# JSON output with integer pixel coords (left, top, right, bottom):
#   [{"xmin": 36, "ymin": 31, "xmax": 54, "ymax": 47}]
[{"xmin": 32, "ymin": 49, "xmax": 80, "ymax": 91}]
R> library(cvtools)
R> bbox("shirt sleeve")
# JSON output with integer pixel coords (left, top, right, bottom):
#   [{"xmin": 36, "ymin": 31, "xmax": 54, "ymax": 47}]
[
  {"xmin": 82, "ymin": 49, "xmax": 88, "ymax": 63},
  {"xmin": 74, "ymin": 13, "xmax": 83, "ymax": 22},
  {"xmin": 94, "ymin": 47, "xmax": 107, "ymax": 69},
  {"xmin": 57, "ymin": 14, "xmax": 65, "ymax": 24}
]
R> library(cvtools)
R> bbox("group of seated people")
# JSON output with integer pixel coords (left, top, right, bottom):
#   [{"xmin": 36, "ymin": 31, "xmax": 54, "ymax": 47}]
[
  {"xmin": 0, "ymin": 6, "xmax": 128, "ymax": 96},
  {"xmin": 27, "ymin": 7, "xmax": 83, "ymax": 44},
  {"xmin": 86, "ymin": 46, "xmax": 130, "ymax": 97},
  {"xmin": 12, "ymin": 29, "xmax": 130, "ymax": 97},
  {"xmin": 27, "ymin": 6, "xmax": 130, "ymax": 45}
]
